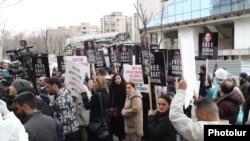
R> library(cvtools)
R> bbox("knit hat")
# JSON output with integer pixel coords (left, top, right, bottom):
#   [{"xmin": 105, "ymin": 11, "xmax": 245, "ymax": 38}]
[
  {"xmin": 12, "ymin": 79, "xmax": 31, "ymax": 93},
  {"xmin": 239, "ymin": 72, "xmax": 248, "ymax": 79},
  {"xmin": 215, "ymin": 68, "xmax": 228, "ymax": 80}
]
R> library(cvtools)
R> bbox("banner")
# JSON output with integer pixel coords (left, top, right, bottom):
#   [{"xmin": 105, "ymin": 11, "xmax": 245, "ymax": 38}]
[
  {"xmin": 32, "ymin": 56, "xmax": 50, "ymax": 78},
  {"xmin": 198, "ymin": 32, "xmax": 219, "ymax": 60},
  {"xmin": 123, "ymin": 65, "xmax": 148, "ymax": 93},
  {"xmin": 84, "ymin": 41, "xmax": 96, "ymax": 64}
]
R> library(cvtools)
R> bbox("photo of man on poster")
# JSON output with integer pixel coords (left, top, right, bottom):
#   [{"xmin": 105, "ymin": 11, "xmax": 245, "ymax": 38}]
[{"xmin": 198, "ymin": 32, "xmax": 219, "ymax": 60}]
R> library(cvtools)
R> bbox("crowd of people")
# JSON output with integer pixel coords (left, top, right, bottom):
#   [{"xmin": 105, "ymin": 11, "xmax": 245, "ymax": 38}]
[{"xmin": 0, "ymin": 60, "xmax": 250, "ymax": 141}]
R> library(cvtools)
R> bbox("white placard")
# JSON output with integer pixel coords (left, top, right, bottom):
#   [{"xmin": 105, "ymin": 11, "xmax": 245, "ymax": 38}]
[
  {"xmin": 123, "ymin": 64, "xmax": 148, "ymax": 93},
  {"xmin": 179, "ymin": 39, "xmax": 198, "ymax": 108}
]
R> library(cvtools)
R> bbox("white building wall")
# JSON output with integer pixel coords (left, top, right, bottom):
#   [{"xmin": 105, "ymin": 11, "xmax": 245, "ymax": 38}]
[
  {"xmin": 235, "ymin": 17, "xmax": 250, "ymax": 49},
  {"xmin": 178, "ymin": 27, "xmax": 203, "ymax": 56}
]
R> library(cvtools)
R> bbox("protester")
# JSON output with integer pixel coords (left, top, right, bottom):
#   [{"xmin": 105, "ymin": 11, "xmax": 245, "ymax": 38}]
[
  {"xmin": 109, "ymin": 73, "xmax": 127, "ymax": 141},
  {"xmin": 82, "ymin": 76, "xmax": 111, "ymax": 141},
  {"xmin": 169, "ymin": 77, "xmax": 230, "ymax": 141},
  {"xmin": 198, "ymin": 64, "xmax": 212, "ymax": 97},
  {"xmin": 215, "ymin": 78, "xmax": 242, "ymax": 124},
  {"xmin": 37, "ymin": 76, "xmax": 50, "ymax": 104},
  {"xmin": 13, "ymin": 92, "xmax": 57, "ymax": 141},
  {"xmin": 0, "ymin": 99, "xmax": 29, "ymax": 141},
  {"xmin": 122, "ymin": 82, "xmax": 143, "ymax": 141},
  {"xmin": 205, "ymin": 68, "xmax": 228, "ymax": 98},
  {"xmin": 147, "ymin": 94, "xmax": 176, "ymax": 141},
  {"xmin": 46, "ymin": 77, "xmax": 80, "ymax": 141}
]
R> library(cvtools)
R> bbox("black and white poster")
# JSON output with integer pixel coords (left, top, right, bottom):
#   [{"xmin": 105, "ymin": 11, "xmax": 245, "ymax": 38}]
[
  {"xmin": 57, "ymin": 56, "xmax": 66, "ymax": 73},
  {"xmin": 107, "ymin": 45, "xmax": 119, "ymax": 66},
  {"xmin": 32, "ymin": 56, "xmax": 50, "ymax": 78},
  {"xmin": 117, "ymin": 44, "xmax": 133, "ymax": 65},
  {"xmin": 198, "ymin": 32, "xmax": 219, "ymax": 60},
  {"xmin": 167, "ymin": 49, "xmax": 182, "ymax": 82},
  {"xmin": 150, "ymin": 51, "xmax": 166, "ymax": 86},
  {"xmin": 95, "ymin": 50, "xmax": 106, "ymax": 68},
  {"xmin": 84, "ymin": 41, "xmax": 96, "ymax": 64},
  {"xmin": 75, "ymin": 49, "xmax": 85, "ymax": 56}
]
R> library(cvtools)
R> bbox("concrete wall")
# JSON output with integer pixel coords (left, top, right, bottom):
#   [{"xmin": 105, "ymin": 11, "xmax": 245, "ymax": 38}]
[{"xmin": 235, "ymin": 17, "xmax": 250, "ymax": 49}]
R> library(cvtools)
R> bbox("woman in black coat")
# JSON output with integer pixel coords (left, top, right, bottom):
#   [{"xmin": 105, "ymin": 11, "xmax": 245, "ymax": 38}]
[
  {"xmin": 109, "ymin": 73, "xmax": 127, "ymax": 141},
  {"xmin": 147, "ymin": 94, "xmax": 177, "ymax": 141},
  {"xmin": 82, "ymin": 76, "xmax": 111, "ymax": 141}
]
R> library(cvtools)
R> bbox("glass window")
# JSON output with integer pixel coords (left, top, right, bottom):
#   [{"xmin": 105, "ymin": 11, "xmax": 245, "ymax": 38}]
[
  {"xmin": 175, "ymin": 3, "xmax": 183, "ymax": 14},
  {"xmin": 163, "ymin": 18, "xmax": 168, "ymax": 24},
  {"xmin": 168, "ymin": 4, "xmax": 175, "ymax": 16},
  {"xmin": 183, "ymin": 12, "xmax": 191, "ymax": 20},
  {"xmin": 221, "ymin": 0, "xmax": 232, "ymax": 5},
  {"xmin": 155, "ymin": 18, "xmax": 161, "ymax": 26},
  {"xmin": 244, "ymin": 0, "xmax": 250, "ymax": 9},
  {"xmin": 192, "ymin": 10, "xmax": 200, "ymax": 19},
  {"xmin": 175, "ymin": 14, "xmax": 183, "ymax": 22},
  {"xmin": 201, "ymin": 0, "xmax": 211, "ymax": 9},
  {"xmin": 201, "ymin": 8, "xmax": 210, "ymax": 17},
  {"xmin": 191, "ymin": 0, "xmax": 200, "ymax": 11},
  {"xmin": 210, "ymin": 6, "xmax": 221, "ymax": 16},
  {"xmin": 232, "ymin": 1, "xmax": 243, "ymax": 11},
  {"xmin": 183, "ymin": 0, "xmax": 191, "ymax": 13},
  {"xmin": 168, "ymin": 16, "xmax": 175, "ymax": 24},
  {"xmin": 175, "ymin": 0, "xmax": 183, "ymax": 4},
  {"xmin": 221, "ymin": 4, "xmax": 232, "ymax": 13}
]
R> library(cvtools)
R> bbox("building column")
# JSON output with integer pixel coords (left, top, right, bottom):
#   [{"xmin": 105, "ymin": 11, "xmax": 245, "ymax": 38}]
[{"xmin": 178, "ymin": 27, "xmax": 203, "ymax": 56}]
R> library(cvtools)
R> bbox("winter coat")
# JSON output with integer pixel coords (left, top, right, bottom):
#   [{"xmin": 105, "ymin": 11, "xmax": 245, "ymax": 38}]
[
  {"xmin": 0, "ymin": 112, "xmax": 29, "ymax": 141},
  {"xmin": 122, "ymin": 90, "xmax": 143, "ymax": 136},
  {"xmin": 147, "ymin": 111, "xmax": 176, "ymax": 141},
  {"xmin": 169, "ymin": 90, "xmax": 230, "ymax": 141},
  {"xmin": 215, "ymin": 89, "xmax": 242, "ymax": 124}
]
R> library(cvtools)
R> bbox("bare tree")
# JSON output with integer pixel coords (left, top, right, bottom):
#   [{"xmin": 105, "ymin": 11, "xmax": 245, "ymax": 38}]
[
  {"xmin": 134, "ymin": 2, "xmax": 153, "ymax": 34},
  {"xmin": 158, "ymin": 4, "xmax": 165, "ymax": 47}
]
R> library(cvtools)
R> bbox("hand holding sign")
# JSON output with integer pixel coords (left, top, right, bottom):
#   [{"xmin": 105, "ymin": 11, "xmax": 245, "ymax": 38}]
[{"xmin": 177, "ymin": 76, "xmax": 187, "ymax": 91}]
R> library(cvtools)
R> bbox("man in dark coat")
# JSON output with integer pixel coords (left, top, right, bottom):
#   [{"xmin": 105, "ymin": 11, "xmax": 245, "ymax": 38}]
[
  {"xmin": 13, "ymin": 92, "xmax": 57, "ymax": 141},
  {"xmin": 198, "ymin": 64, "xmax": 212, "ymax": 97}
]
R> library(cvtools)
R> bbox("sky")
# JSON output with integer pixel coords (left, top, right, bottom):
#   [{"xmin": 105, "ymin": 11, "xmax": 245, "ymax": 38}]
[{"xmin": 0, "ymin": 0, "xmax": 137, "ymax": 33}]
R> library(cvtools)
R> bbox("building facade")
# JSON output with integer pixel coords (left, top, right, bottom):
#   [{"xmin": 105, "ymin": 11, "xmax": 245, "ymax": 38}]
[
  {"xmin": 138, "ymin": 0, "xmax": 250, "ymax": 61},
  {"xmin": 101, "ymin": 12, "xmax": 128, "ymax": 33}
]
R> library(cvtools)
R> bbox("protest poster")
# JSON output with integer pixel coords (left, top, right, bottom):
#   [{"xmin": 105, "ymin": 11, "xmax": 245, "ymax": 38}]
[
  {"xmin": 66, "ymin": 56, "xmax": 90, "ymax": 81},
  {"xmin": 57, "ymin": 56, "xmax": 67, "ymax": 73},
  {"xmin": 32, "ymin": 56, "xmax": 50, "ymax": 78},
  {"xmin": 198, "ymin": 32, "xmax": 219, "ymax": 60},
  {"xmin": 149, "ymin": 51, "xmax": 166, "ymax": 86},
  {"xmin": 107, "ymin": 45, "xmax": 118, "ymax": 66},
  {"xmin": 116, "ymin": 44, "xmax": 133, "ymax": 65},
  {"xmin": 95, "ymin": 50, "xmax": 106, "ymax": 68},
  {"xmin": 75, "ymin": 49, "xmax": 85, "ymax": 56},
  {"xmin": 65, "ymin": 60, "xmax": 85, "ymax": 98},
  {"xmin": 84, "ymin": 41, "xmax": 96, "ymax": 64},
  {"xmin": 123, "ymin": 64, "xmax": 148, "ymax": 93},
  {"xmin": 167, "ymin": 49, "xmax": 182, "ymax": 82},
  {"xmin": 179, "ymin": 39, "xmax": 198, "ymax": 109}
]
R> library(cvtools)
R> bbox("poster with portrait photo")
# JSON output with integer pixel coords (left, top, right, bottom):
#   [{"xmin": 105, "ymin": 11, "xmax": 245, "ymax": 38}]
[
  {"xmin": 57, "ymin": 56, "xmax": 67, "ymax": 73},
  {"xmin": 141, "ymin": 34, "xmax": 150, "ymax": 51},
  {"xmin": 95, "ymin": 50, "xmax": 106, "ymax": 68},
  {"xmin": 167, "ymin": 49, "xmax": 182, "ymax": 82},
  {"xmin": 84, "ymin": 41, "xmax": 96, "ymax": 64},
  {"xmin": 116, "ymin": 44, "xmax": 133, "ymax": 65},
  {"xmin": 150, "ymin": 51, "xmax": 166, "ymax": 86},
  {"xmin": 134, "ymin": 44, "xmax": 141, "ymax": 65},
  {"xmin": 198, "ymin": 32, "xmax": 218, "ymax": 60},
  {"xmin": 76, "ymin": 49, "xmax": 85, "ymax": 56},
  {"xmin": 107, "ymin": 45, "xmax": 119, "ymax": 66},
  {"xmin": 32, "ymin": 56, "xmax": 50, "ymax": 78}
]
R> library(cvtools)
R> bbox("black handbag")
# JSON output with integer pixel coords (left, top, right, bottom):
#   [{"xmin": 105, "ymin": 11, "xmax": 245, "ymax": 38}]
[{"xmin": 88, "ymin": 92, "xmax": 109, "ymax": 139}]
